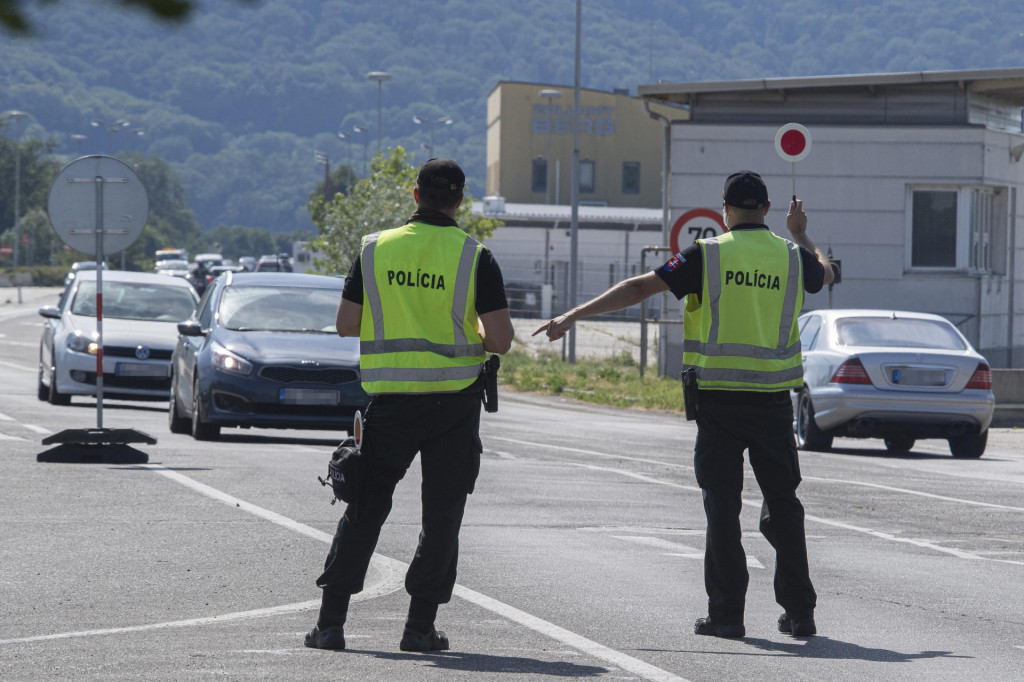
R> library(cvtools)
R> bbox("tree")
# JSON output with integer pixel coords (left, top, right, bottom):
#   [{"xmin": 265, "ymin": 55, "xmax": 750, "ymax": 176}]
[
  {"xmin": 1, "ymin": 0, "xmax": 257, "ymax": 34},
  {"xmin": 311, "ymin": 146, "xmax": 502, "ymax": 276}
]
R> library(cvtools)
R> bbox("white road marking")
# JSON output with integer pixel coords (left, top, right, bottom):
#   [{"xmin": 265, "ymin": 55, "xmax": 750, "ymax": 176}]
[
  {"xmin": 0, "ymin": 360, "xmax": 33, "ymax": 373},
  {"xmin": 0, "ymin": 464, "xmax": 690, "ymax": 682},
  {"xmin": 0, "ymin": 432, "xmax": 26, "ymax": 441},
  {"xmin": 22, "ymin": 424, "xmax": 50, "ymax": 435},
  {"xmin": 487, "ymin": 435, "xmax": 693, "ymax": 471},
  {"xmin": 0, "ymin": 411, "xmax": 14, "ymax": 421},
  {"xmin": 572, "ymin": 462, "xmax": 1024, "ymax": 568},
  {"xmin": 451, "ymin": 585, "xmax": 690, "ymax": 682},
  {"xmin": 803, "ymin": 474, "xmax": 1024, "ymax": 512},
  {"xmin": 612, "ymin": 535, "xmax": 764, "ymax": 569},
  {"xmin": 495, "ymin": 435, "xmax": 1023, "ymax": 514}
]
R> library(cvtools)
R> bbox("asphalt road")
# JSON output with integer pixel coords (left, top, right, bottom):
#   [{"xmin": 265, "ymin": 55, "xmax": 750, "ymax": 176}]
[{"xmin": 1, "ymin": 288, "xmax": 1023, "ymax": 681}]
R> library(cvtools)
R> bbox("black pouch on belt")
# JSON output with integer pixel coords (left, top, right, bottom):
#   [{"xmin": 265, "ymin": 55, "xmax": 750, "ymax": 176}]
[{"xmin": 681, "ymin": 367, "xmax": 699, "ymax": 421}]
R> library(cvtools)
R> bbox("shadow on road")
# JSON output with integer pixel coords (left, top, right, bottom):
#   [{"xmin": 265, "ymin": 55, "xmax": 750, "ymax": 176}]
[
  {"xmin": 216, "ymin": 433, "xmax": 340, "ymax": 448},
  {"xmin": 36, "ymin": 443, "xmax": 149, "ymax": 464},
  {"xmin": 362, "ymin": 649, "xmax": 609, "ymax": 676},
  {"xmin": 744, "ymin": 636, "xmax": 970, "ymax": 662},
  {"xmin": 649, "ymin": 636, "xmax": 969, "ymax": 662},
  {"xmin": 822, "ymin": 446, "xmax": 953, "ymax": 461},
  {"xmin": 69, "ymin": 400, "xmax": 167, "ymax": 414}
]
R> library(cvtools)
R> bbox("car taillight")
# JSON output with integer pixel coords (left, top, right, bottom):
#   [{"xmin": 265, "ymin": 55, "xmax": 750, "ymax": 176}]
[
  {"xmin": 965, "ymin": 362, "xmax": 992, "ymax": 389},
  {"xmin": 830, "ymin": 357, "xmax": 872, "ymax": 384}
]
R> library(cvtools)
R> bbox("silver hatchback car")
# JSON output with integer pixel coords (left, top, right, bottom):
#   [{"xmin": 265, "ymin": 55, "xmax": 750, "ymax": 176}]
[{"xmin": 793, "ymin": 309, "xmax": 994, "ymax": 458}]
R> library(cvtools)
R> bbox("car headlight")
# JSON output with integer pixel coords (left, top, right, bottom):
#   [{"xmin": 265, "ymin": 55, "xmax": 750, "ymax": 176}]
[
  {"xmin": 211, "ymin": 342, "xmax": 253, "ymax": 376},
  {"xmin": 67, "ymin": 333, "xmax": 98, "ymax": 355}
]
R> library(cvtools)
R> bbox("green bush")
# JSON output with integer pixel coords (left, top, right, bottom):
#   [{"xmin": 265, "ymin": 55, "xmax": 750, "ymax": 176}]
[{"xmin": 0, "ymin": 265, "xmax": 67, "ymax": 287}]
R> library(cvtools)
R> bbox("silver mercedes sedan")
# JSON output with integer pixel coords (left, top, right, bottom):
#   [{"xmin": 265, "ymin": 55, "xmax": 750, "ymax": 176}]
[{"xmin": 793, "ymin": 309, "xmax": 994, "ymax": 458}]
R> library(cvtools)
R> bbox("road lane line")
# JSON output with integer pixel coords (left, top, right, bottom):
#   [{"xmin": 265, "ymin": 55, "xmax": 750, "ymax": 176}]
[
  {"xmin": 451, "ymin": 585, "xmax": 690, "ymax": 682},
  {"xmin": 0, "ymin": 360, "xmax": 33, "ymax": 373},
  {"xmin": 141, "ymin": 465, "xmax": 690, "ymax": 682},
  {"xmin": 488, "ymin": 435, "xmax": 694, "ymax": 471},
  {"xmin": 0, "ymin": 411, "xmax": 14, "ymax": 421},
  {"xmin": 0, "ymin": 432, "xmax": 26, "ymax": 441},
  {"xmin": 572, "ymin": 463, "xmax": 1024, "ymax": 568},
  {"xmin": 802, "ymin": 475, "xmax": 1024, "ymax": 512},
  {"xmin": 497, "ymin": 436, "xmax": 1023, "ymax": 514},
  {"xmin": 22, "ymin": 424, "xmax": 51, "ymax": 435}
]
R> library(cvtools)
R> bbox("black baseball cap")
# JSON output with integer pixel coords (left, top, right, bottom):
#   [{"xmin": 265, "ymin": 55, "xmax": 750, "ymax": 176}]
[
  {"xmin": 723, "ymin": 170, "xmax": 768, "ymax": 209},
  {"xmin": 417, "ymin": 158, "xmax": 465, "ymax": 192}
]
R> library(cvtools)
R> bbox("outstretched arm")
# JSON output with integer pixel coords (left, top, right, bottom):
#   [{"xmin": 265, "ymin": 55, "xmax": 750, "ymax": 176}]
[
  {"xmin": 787, "ymin": 199, "xmax": 835, "ymax": 286},
  {"xmin": 532, "ymin": 271, "xmax": 669, "ymax": 342}
]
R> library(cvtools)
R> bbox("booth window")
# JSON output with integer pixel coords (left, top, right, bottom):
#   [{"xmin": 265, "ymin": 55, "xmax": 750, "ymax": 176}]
[
  {"xmin": 531, "ymin": 157, "xmax": 547, "ymax": 193},
  {"xmin": 908, "ymin": 186, "xmax": 1007, "ymax": 274},
  {"xmin": 579, "ymin": 160, "xmax": 595, "ymax": 194},
  {"xmin": 622, "ymin": 162, "xmax": 641, "ymax": 194}
]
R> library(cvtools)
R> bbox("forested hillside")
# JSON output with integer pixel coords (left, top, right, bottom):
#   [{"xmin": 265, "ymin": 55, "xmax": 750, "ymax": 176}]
[{"xmin": 3, "ymin": 0, "xmax": 1024, "ymax": 233}]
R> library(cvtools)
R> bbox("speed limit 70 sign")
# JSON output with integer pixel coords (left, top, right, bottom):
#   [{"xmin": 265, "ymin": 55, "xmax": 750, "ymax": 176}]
[{"xmin": 669, "ymin": 208, "xmax": 727, "ymax": 254}]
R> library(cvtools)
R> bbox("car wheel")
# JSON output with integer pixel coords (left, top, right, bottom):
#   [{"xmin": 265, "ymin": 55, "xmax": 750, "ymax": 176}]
[
  {"xmin": 37, "ymin": 368, "xmax": 49, "ymax": 401},
  {"xmin": 949, "ymin": 430, "xmax": 987, "ymax": 459},
  {"xmin": 47, "ymin": 361, "xmax": 71, "ymax": 406},
  {"xmin": 191, "ymin": 376, "xmax": 220, "ymax": 441},
  {"xmin": 168, "ymin": 371, "xmax": 190, "ymax": 434},
  {"xmin": 796, "ymin": 389, "xmax": 832, "ymax": 451},
  {"xmin": 883, "ymin": 437, "xmax": 915, "ymax": 454}
]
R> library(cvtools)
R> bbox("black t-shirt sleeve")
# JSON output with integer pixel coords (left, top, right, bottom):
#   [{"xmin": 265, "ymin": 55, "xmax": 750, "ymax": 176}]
[
  {"xmin": 341, "ymin": 256, "xmax": 363, "ymax": 303},
  {"xmin": 475, "ymin": 247, "xmax": 509, "ymax": 314},
  {"xmin": 799, "ymin": 246, "xmax": 825, "ymax": 294},
  {"xmin": 340, "ymin": 248, "xmax": 509, "ymax": 315},
  {"xmin": 654, "ymin": 243, "xmax": 704, "ymax": 300}
]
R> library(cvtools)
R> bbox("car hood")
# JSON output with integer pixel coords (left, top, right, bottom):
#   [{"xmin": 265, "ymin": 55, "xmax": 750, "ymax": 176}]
[
  {"xmin": 214, "ymin": 329, "xmax": 360, "ymax": 365},
  {"xmin": 67, "ymin": 315, "xmax": 181, "ymax": 349}
]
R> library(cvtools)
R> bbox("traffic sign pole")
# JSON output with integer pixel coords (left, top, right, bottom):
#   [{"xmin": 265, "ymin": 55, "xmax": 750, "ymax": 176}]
[{"xmin": 43, "ymin": 155, "xmax": 155, "ymax": 452}]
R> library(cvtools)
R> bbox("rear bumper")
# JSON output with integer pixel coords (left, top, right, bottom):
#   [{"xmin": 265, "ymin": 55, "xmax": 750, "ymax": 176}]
[{"xmin": 807, "ymin": 385, "xmax": 995, "ymax": 436}]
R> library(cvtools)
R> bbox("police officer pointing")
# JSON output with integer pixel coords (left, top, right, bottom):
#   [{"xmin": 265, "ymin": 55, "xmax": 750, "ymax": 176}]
[
  {"xmin": 306, "ymin": 158, "xmax": 514, "ymax": 652},
  {"xmin": 534, "ymin": 170, "xmax": 833, "ymax": 639}
]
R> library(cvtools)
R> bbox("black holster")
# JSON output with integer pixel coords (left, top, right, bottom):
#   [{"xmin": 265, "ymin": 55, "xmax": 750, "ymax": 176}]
[
  {"xmin": 682, "ymin": 367, "xmax": 699, "ymax": 421},
  {"xmin": 481, "ymin": 354, "xmax": 500, "ymax": 413}
]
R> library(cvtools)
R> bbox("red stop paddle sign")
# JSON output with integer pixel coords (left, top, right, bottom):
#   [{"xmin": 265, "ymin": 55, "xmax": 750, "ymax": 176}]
[{"xmin": 775, "ymin": 123, "xmax": 812, "ymax": 162}]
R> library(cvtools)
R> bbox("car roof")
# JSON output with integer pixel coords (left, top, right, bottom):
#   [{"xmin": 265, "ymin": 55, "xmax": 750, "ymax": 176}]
[
  {"xmin": 224, "ymin": 272, "xmax": 344, "ymax": 289},
  {"xmin": 74, "ymin": 270, "xmax": 196, "ymax": 288},
  {"xmin": 802, "ymin": 308, "xmax": 953, "ymax": 324}
]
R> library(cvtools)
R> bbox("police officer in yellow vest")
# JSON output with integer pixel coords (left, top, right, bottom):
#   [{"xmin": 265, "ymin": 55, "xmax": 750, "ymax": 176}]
[
  {"xmin": 306, "ymin": 159, "xmax": 514, "ymax": 652},
  {"xmin": 534, "ymin": 170, "xmax": 833, "ymax": 640}
]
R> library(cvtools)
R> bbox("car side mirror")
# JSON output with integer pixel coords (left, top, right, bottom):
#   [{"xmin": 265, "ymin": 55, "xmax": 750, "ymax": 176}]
[
  {"xmin": 38, "ymin": 305, "xmax": 61, "ymax": 320},
  {"xmin": 177, "ymin": 320, "xmax": 205, "ymax": 337}
]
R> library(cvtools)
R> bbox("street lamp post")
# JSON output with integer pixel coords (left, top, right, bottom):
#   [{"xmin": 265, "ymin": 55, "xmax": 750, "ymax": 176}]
[
  {"xmin": 7, "ymin": 110, "xmax": 29, "ymax": 268},
  {"xmin": 352, "ymin": 125, "xmax": 370, "ymax": 176},
  {"xmin": 336, "ymin": 130, "xmax": 352, "ymax": 170},
  {"xmin": 70, "ymin": 133, "xmax": 87, "ymax": 153},
  {"xmin": 314, "ymin": 149, "xmax": 330, "ymax": 201},
  {"xmin": 538, "ymin": 89, "xmax": 562, "ymax": 205},
  {"xmin": 412, "ymin": 115, "xmax": 453, "ymax": 158},
  {"xmin": 366, "ymin": 71, "xmax": 391, "ymax": 156},
  {"xmin": 91, "ymin": 118, "xmax": 130, "ymax": 155}
]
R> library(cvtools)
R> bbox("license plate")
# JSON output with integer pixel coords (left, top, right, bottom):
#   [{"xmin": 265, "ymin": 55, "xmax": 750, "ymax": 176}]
[
  {"xmin": 280, "ymin": 388, "xmax": 340, "ymax": 405},
  {"xmin": 891, "ymin": 368, "xmax": 947, "ymax": 386},
  {"xmin": 116, "ymin": 362, "xmax": 168, "ymax": 378}
]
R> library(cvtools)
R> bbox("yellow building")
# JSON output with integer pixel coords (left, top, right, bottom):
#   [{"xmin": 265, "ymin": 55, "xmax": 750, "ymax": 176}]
[{"xmin": 485, "ymin": 81, "xmax": 685, "ymax": 208}]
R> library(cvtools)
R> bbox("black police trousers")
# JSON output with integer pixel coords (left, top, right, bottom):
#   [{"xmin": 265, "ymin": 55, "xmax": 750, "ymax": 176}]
[
  {"xmin": 693, "ymin": 390, "xmax": 817, "ymax": 623},
  {"xmin": 316, "ymin": 389, "xmax": 483, "ymax": 605}
]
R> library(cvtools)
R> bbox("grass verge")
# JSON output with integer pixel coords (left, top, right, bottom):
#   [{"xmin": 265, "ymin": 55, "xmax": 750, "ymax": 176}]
[{"xmin": 498, "ymin": 348, "xmax": 683, "ymax": 412}]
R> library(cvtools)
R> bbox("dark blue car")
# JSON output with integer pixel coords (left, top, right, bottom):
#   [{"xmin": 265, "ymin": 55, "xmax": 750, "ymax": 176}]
[{"xmin": 169, "ymin": 272, "xmax": 369, "ymax": 440}]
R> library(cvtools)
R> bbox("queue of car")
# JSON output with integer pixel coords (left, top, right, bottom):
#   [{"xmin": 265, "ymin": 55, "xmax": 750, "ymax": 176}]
[
  {"xmin": 39, "ymin": 261, "xmax": 366, "ymax": 440},
  {"xmin": 40, "ymin": 261, "xmax": 998, "ymax": 456}
]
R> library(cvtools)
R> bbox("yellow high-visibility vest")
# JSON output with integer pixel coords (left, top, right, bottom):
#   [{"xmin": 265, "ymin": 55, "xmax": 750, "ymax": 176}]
[
  {"xmin": 682, "ymin": 229, "xmax": 804, "ymax": 391},
  {"xmin": 358, "ymin": 222, "xmax": 487, "ymax": 394}
]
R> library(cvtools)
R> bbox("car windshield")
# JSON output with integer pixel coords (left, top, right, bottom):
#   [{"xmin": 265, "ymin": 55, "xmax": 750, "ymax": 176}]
[
  {"xmin": 70, "ymin": 281, "xmax": 197, "ymax": 322},
  {"xmin": 835, "ymin": 317, "xmax": 967, "ymax": 351},
  {"xmin": 218, "ymin": 286, "xmax": 340, "ymax": 333}
]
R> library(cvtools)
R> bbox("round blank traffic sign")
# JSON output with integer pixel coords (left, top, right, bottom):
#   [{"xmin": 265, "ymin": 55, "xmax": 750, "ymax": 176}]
[
  {"xmin": 47, "ymin": 155, "xmax": 148, "ymax": 256},
  {"xmin": 775, "ymin": 123, "xmax": 812, "ymax": 162}
]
